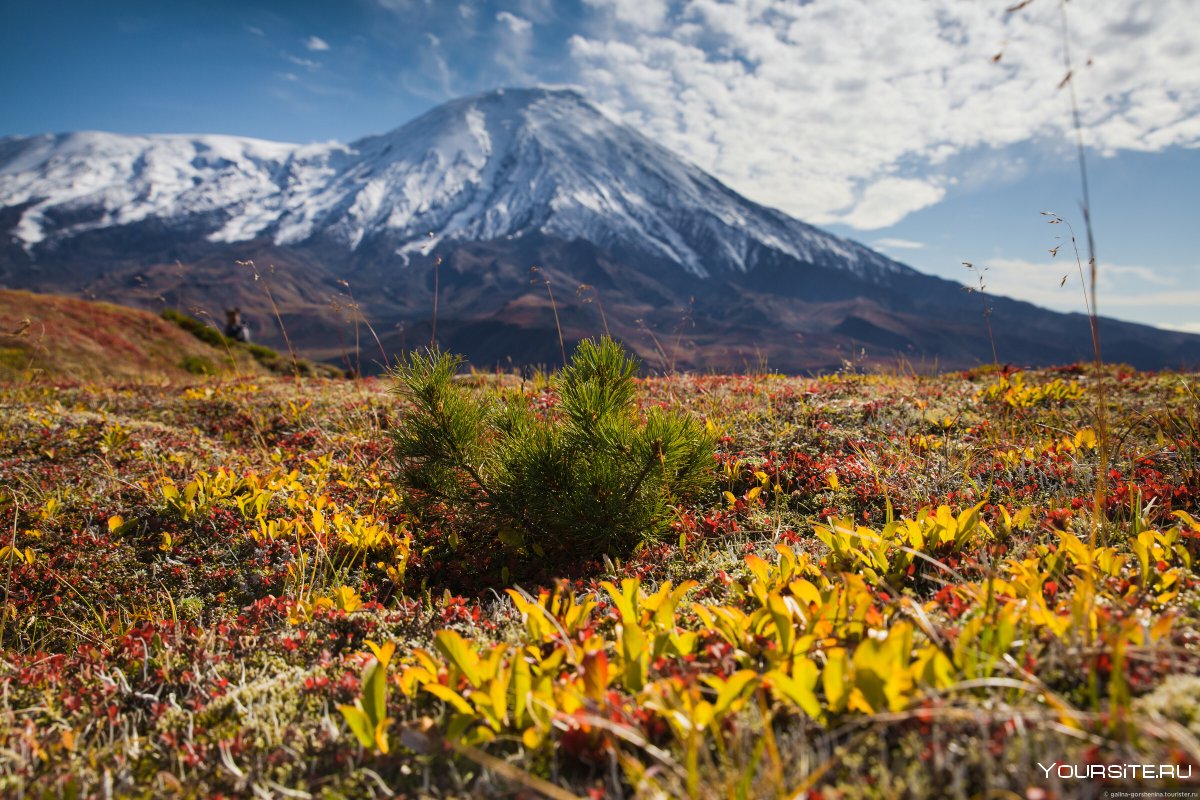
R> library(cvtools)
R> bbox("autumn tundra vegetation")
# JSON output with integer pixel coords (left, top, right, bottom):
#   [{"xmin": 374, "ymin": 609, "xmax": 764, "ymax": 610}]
[{"xmin": 0, "ymin": 296, "xmax": 1198, "ymax": 798}]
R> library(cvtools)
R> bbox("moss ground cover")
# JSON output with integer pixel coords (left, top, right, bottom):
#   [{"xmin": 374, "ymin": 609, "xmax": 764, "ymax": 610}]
[{"xmin": 1, "ymin": 363, "xmax": 1197, "ymax": 797}]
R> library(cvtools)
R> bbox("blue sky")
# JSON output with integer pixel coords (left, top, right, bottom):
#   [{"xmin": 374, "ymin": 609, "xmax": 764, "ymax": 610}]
[{"xmin": 2, "ymin": 0, "xmax": 1197, "ymax": 333}]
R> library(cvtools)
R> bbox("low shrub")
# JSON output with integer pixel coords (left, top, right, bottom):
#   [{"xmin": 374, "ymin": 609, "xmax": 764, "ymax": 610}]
[
  {"xmin": 390, "ymin": 337, "xmax": 715, "ymax": 563},
  {"xmin": 180, "ymin": 354, "xmax": 216, "ymax": 375},
  {"xmin": 161, "ymin": 308, "xmax": 229, "ymax": 348},
  {"xmin": 162, "ymin": 308, "xmax": 344, "ymax": 378}
]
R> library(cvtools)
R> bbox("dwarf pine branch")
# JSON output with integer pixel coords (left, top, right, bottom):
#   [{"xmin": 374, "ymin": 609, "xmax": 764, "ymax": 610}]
[{"xmin": 389, "ymin": 338, "xmax": 715, "ymax": 562}]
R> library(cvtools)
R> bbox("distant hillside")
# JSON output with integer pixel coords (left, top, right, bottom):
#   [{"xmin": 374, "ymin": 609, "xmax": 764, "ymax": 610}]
[{"xmin": 0, "ymin": 290, "xmax": 267, "ymax": 381}]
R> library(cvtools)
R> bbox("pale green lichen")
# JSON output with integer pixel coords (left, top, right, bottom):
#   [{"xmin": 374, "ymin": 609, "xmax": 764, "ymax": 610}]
[{"xmin": 1135, "ymin": 674, "xmax": 1200, "ymax": 737}]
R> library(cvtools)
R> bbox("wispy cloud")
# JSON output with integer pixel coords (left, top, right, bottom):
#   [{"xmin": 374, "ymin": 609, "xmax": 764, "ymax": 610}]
[
  {"xmin": 583, "ymin": 0, "xmax": 667, "ymax": 29},
  {"xmin": 976, "ymin": 257, "xmax": 1195, "ymax": 328},
  {"xmin": 304, "ymin": 36, "xmax": 330, "ymax": 52},
  {"xmin": 571, "ymin": 0, "xmax": 1200, "ymax": 229},
  {"xmin": 496, "ymin": 12, "xmax": 532, "ymax": 36},
  {"xmin": 873, "ymin": 238, "xmax": 926, "ymax": 251},
  {"xmin": 1160, "ymin": 321, "xmax": 1200, "ymax": 334},
  {"xmin": 493, "ymin": 12, "xmax": 536, "ymax": 81},
  {"xmin": 1100, "ymin": 263, "xmax": 1175, "ymax": 287},
  {"xmin": 287, "ymin": 55, "xmax": 320, "ymax": 70},
  {"xmin": 399, "ymin": 32, "xmax": 456, "ymax": 101},
  {"xmin": 374, "ymin": 0, "xmax": 424, "ymax": 12}
]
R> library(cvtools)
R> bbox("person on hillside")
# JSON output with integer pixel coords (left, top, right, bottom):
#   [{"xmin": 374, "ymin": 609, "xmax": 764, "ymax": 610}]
[{"xmin": 224, "ymin": 308, "xmax": 251, "ymax": 343}]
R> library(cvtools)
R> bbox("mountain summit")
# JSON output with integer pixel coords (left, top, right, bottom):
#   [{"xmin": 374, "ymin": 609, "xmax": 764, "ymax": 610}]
[
  {"xmin": 1, "ymin": 87, "xmax": 1196, "ymax": 371},
  {"xmin": 2, "ymin": 88, "xmax": 899, "ymax": 280}
]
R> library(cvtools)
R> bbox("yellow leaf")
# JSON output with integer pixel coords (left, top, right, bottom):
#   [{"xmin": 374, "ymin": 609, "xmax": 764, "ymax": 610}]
[
  {"xmin": 334, "ymin": 586, "xmax": 363, "ymax": 613},
  {"xmin": 709, "ymin": 669, "xmax": 758, "ymax": 716},
  {"xmin": 521, "ymin": 726, "xmax": 544, "ymax": 749},
  {"xmin": 434, "ymin": 630, "xmax": 482, "ymax": 687},
  {"xmin": 823, "ymin": 648, "xmax": 849, "ymax": 712},
  {"xmin": 0, "ymin": 545, "xmax": 32, "ymax": 565},
  {"xmin": 766, "ymin": 592, "xmax": 794, "ymax": 654},
  {"xmin": 765, "ymin": 665, "xmax": 821, "ymax": 719},
  {"xmin": 1150, "ymin": 614, "xmax": 1175, "ymax": 642},
  {"xmin": 108, "ymin": 516, "xmax": 124, "ymax": 533},
  {"xmin": 373, "ymin": 718, "xmax": 392, "ymax": 754},
  {"xmin": 744, "ymin": 553, "xmax": 771, "ymax": 587},
  {"xmin": 424, "ymin": 683, "xmax": 474, "ymax": 715},
  {"xmin": 827, "ymin": 473, "xmax": 839, "ymax": 491},
  {"xmin": 789, "ymin": 579, "xmax": 822, "ymax": 609}
]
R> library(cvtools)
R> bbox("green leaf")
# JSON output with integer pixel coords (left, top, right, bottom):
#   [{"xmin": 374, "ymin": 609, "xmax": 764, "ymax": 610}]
[
  {"xmin": 337, "ymin": 703, "xmax": 375, "ymax": 749},
  {"xmin": 363, "ymin": 660, "xmax": 388, "ymax": 727},
  {"xmin": 498, "ymin": 525, "xmax": 524, "ymax": 549}
]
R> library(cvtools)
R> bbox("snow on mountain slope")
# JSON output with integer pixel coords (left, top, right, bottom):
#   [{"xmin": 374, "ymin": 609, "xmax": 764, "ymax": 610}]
[
  {"xmin": 0, "ymin": 132, "xmax": 302, "ymax": 245},
  {"xmin": 0, "ymin": 87, "xmax": 908, "ymax": 281}
]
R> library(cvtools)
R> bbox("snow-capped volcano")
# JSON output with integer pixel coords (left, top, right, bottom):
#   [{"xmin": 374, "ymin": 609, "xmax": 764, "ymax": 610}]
[
  {"xmin": 1, "ymin": 87, "xmax": 1197, "ymax": 372},
  {"xmin": 0, "ymin": 88, "xmax": 902, "ymax": 281}
]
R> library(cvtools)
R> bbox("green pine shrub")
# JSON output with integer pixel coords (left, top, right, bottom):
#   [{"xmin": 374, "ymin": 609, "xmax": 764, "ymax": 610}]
[
  {"xmin": 390, "ymin": 337, "xmax": 715, "ymax": 563},
  {"xmin": 180, "ymin": 354, "xmax": 217, "ymax": 375},
  {"xmin": 161, "ymin": 308, "xmax": 230, "ymax": 348},
  {"xmin": 161, "ymin": 308, "xmax": 344, "ymax": 378}
]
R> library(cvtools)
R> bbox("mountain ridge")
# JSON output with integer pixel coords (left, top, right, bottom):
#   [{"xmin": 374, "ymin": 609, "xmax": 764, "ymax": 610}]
[{"xmin": 1, "ymin": 86, "xmax": 1196, "ymax": 372}]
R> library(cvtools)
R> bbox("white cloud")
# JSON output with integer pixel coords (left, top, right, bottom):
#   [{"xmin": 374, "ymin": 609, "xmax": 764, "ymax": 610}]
[
  {"xmin": 1101, "ymin": 263, "xmax": 1175, "ymax": 287},
  {"xmin": 423, "ymin": 33, "xmax": 455, "ymax": 98},
  {"xmin": 374, "ymin": 0, "xmax": 424, "ymax": 11},
  {"xmin": 287, "ymin": 55, "xmax": 320, "ymax": 70},
  {"xmin": 493, "ymin": 12, "xmax": 536, "ymax": 82},
  {"xmin": 980, "ymin": 257, "xmax": 1087, "ymax": 311},
  {"xmin": 874, "ymin": 238, "xmax": 926, "ymax": 251},
  {"xmin": 1160, "ymin": 322, "xmax": 1200, "ymax": 335},
  {"xmin": 976, "ymin": 258, "xmax": 1198, "ymax": 329},
  {"xmin": 571, "ymin": 0, "xmax": 1200, "ymax": 228},
  {"xmin": 515, "ymin": 0, "xmax": 555, "ymax": 25},
  {"xmin": 304, "ymin": 36, "xmax": 330, "ymax": 52},
  {"xmin": 584, "ymin": 0, "xmax": 667, "ymax": 29},
  {"xmin": 838, "ymin": 178, "xmax": 946, "ymax": 229},
  {"xmin": 496, "ymin": 11, "xmax": 532, "ymax": 35}
]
